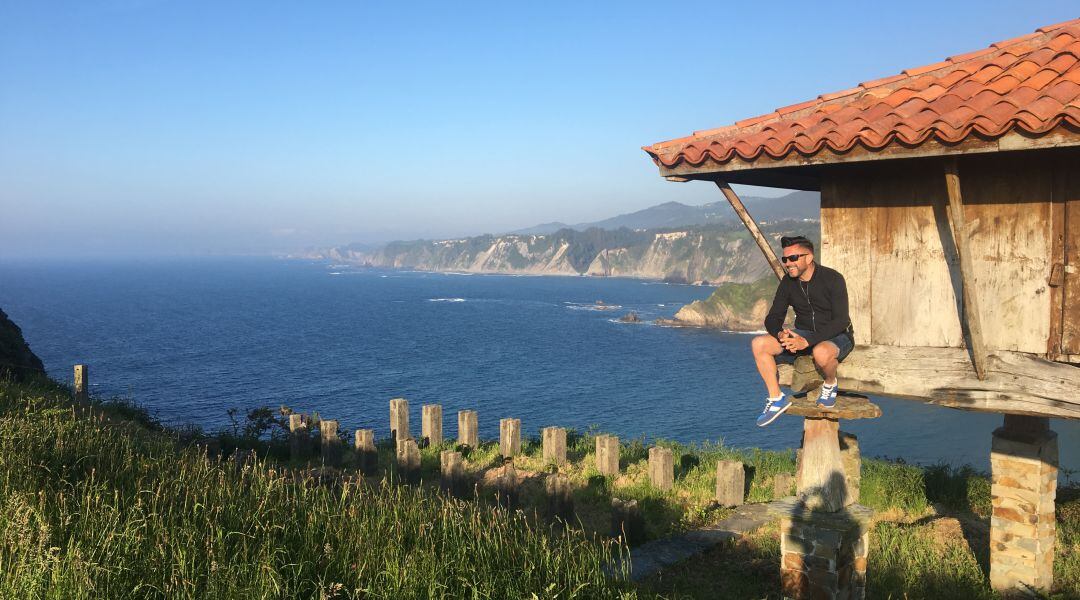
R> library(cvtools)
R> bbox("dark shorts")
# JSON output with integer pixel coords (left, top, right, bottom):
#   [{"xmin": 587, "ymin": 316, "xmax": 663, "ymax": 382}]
[{"xmin": 773, "ymin": 328, "xmax": 854, "ymax": 365}]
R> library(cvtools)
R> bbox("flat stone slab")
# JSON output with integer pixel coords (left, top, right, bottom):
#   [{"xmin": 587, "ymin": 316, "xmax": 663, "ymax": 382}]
[
  {"xmin": 787, "ymin": 394, "xmax": 881, "ymax": 420},
  {"xmin": 767, "ymin": 497, "xmax": 876, "ymax": 527},
  {"xmin": 620, "ymin": 501, "xmax": 780, "ymax": 582}
]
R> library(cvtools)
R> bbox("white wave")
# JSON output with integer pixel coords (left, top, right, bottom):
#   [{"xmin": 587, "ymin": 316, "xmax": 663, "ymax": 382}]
[
  {"xmin": 565, "ymin": 302, "xmax": 622, "ymax": 311},
  {"xmin": 328, "ymin": 272, "xmax": 342, "ymax": 275},
  {"xmin": 428, "ymin": 298, "xmax": 466, "ymax": 303},
  {"xmin": 657, "ymin": 304, "xmax": 665, "ymax": 307}
]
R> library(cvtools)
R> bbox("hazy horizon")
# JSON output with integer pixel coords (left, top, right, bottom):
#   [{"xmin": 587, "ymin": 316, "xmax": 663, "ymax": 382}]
[{"xmin": 3, "ymin": 2, "xmax": 1075, "ymax": 258}]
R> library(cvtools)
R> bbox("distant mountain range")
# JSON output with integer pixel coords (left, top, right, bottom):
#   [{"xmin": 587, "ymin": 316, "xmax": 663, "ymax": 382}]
[{"xmin": 509, "ymin": 190, "xmax": 819, "ymax": 234}]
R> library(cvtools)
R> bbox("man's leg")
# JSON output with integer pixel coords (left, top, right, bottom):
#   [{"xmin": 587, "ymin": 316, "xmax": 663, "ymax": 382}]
[
  {"xmin": 751, "ymin": 335, "xmax": 784, "ymax": 398},
  {"xmin": 812, "ymin": 341, "xmax": 840, "ymax": 385}
]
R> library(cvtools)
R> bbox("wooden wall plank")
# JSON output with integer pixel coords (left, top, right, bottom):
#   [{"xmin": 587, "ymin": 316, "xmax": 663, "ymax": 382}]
[
  {"xmin": 1061, "ymin": 152, "xmax": 1080, "ymax": 355},
  {"xmin": 820, "ymin": 175, "xmax": 872, "ymax": 344},
  {"xmin": 959, "ymin": 154, "xmax": 1054, "ymax": 354}
]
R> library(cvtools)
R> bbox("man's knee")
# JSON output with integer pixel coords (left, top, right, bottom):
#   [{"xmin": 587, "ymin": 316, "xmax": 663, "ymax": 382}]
[
  {"xmin": 812, "ymin": 342, "xmax": 838, "ymax": 364},
  {"xmin": 752, "ymin": 334, "xmax": 780, "ymax": 356}
]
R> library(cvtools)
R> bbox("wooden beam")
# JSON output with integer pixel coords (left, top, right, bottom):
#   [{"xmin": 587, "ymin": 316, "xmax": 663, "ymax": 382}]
[
  {"xmin": 943, "ymin": 158, "xmax": 989, "ymax": 380},
  {"xmin": 777, "ymin": 345, "xmax": 1080, "ymax": 420},
  {"xmin": 714, "ymin": 181, "xmax": 785, "ymax": 280}
]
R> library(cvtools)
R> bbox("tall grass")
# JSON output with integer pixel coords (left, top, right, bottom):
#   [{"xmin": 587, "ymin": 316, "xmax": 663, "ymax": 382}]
[{"xmin": 0, "ymin": 382, "xmax": 632, "ymax": 599}]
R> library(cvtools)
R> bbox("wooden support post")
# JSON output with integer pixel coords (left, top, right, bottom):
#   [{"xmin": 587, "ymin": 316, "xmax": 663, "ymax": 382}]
[
  {"xmin": 595, "ymin": 435, "xmax": 619, "ymax": 476},
  {"xmin": 715, "ymin": 460, "xmax": 745, "ymax": 507},
  {"xmin": 74, "ymin": 364, "xmax": 89, "ymax": 403},
  {"xmin": 989, "ymin": 415, "xmax": 1057, "ymax": 593},
  {"xmin": 499, "ymin": 418, "xmax": 521, "ymax": 458},
  {"xmin": 288, "ymin": 413, "xmax": 308, "ymax": 460},
  {"xmin": 944, "ymin": 158, "xmax": 989, "ymax": 380},
  {"xmin": 715, "ymin": 180, "xmax": 785, "ymax": 280},
  {"xmin": 457, "ymin": 410, "xmax": 478, "ymax": 448},
  {"xmin": 648, "ymin": 447, "xmax": 674, "ymax": 492},
  {"xmin": 321, "ymin": 419, "xmax": 340, "ymax": 466},
  {"xmin": 440, "ymin": 450, "xmax": 464, "ymax": 495},
  {"xmin": 421, "ymin": 404, "xmax": 443, "ymax": 447},
  {"xmin": 797, "ymin": 417, "xmax": 850, "ymax": 512},
  {"xmin": 389, "ymin": 398, "xmax": 410, "ymax": 443},
  {"xmin": 542, "ymin": 427, "xmax": 567, "ymax": 465},
  {"xmin": 354, "ymin": 429, "xmax": 376, "ymax": 475},
  {"xmin": 396, "ymin": 437, "xmax": 421, "ymax": 484}
]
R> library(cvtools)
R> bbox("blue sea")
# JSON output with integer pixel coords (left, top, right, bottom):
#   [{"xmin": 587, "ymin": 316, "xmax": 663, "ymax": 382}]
[{"xmin": 1, "ymin": 257, "xmax": 1076, "ymax": 474}]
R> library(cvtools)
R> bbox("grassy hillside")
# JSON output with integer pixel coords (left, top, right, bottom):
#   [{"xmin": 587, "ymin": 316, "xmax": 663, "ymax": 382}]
[{"xmin": 1, "ymin": 378, "xmax": 1076, "ymax": 598}]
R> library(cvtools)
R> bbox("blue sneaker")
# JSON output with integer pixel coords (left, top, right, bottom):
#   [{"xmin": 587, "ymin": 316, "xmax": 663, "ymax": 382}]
[
  {"xmin": 756, "ymin": 394, "xmax": 791, "ymax": 427},
  {"xmin": 817, "ymin": 383, "xmax": 838, "ymax": 409}
]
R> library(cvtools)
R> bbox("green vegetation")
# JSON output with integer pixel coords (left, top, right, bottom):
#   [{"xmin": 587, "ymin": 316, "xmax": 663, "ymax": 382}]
[
  {"xmin": 695, "ymin": 277, "xmax": 778, "ymax": 316},
  {"xmin": 1, "ymin": 378, "xmax": 1077, "ymax": 599}
]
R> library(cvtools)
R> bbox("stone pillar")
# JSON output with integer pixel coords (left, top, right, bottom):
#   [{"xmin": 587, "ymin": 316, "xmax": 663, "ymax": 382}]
[
  {"xmin": 458, "ymin": 410, "xmax": 478, "ymax": 448},
  {"xmin": 611, "ymin": 498, "xmax": 643, "ymax": 544},
  {"xmin": 421, "ymin": 404, "xmax": 443, "ymax": 446},
  {"xmin": 396, "ymin": 437, "xmax": 421, "ymax": 484},
  {"xmin": 288, "ymin": 413, "xmax": 308, "ymax": 460},
  {"xmin": 440, "ymin": 450, "xmax": 464, "ymax": 495},
  {"xmin": 354, "ymin": 429, "xmax": 376, "ymax": 475},
  {"xmin": 542, "ymin": 427, "xmax": 567, "ymax": 465},
  {"xmin": 390, "ymin": 398, "xmax": 410, "ymax": 443},
  {"xmin": 74, "ymin": 364, "xmax": 89, "ymax": 403},
  {"xmin": 648, "ymin": 447, "xmax": 674, "ymax": 492},
  {"xmin": 774, "ymin": 472, "xmax": 795, "ymax": 500},
  {"xmin": 320, "ymin": 419, "xmax": 340, "ymax": 465},
  {"xmin": 495, "ymin": 462, "xmax": 518, "ymax": 507},
  {"xmin": 989, "ymin": 415, "xmax": 1057, "ymax": 594},
  {"xmin": 839, "ymin": 432, "xmax": 861, "ymax": 503},
  {"xmin": 779, "ymin": 504, "xmax": 873, "ymax": 600},
  {"xmin": 546, "ymin": 473, "xmax": 574, "ymax": 520},
  {"xmin": 715, "ymin": 460, "xmax": 745, "ymax": 507},
  {"xmin": 500, "ymin": 418, "xmax": 521, "ymax": 458},
  {"xmin": 595, "ymin": 435, "xmax": 619, "ymax": 476}
]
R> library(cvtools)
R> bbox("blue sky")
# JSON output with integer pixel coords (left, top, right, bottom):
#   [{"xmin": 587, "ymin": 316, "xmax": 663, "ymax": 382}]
[{"xmin": 1, "ymin": 1, "xmax": 1076, "ymax": 256}]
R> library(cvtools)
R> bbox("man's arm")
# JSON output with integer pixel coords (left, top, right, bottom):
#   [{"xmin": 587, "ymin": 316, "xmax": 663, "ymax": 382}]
[
  {"xmin": 803, "ymin": 271, "xmax": 850, "ymax": 346},
  {"xmin": 763, "ymin": 282, "xmax": 788, "ymax": 339}
]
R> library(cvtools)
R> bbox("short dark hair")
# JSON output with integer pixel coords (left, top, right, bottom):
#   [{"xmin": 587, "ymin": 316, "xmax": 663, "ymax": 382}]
[{"xmin": 780, "ymin": 236, "xmax": 814, "ymax": 253}]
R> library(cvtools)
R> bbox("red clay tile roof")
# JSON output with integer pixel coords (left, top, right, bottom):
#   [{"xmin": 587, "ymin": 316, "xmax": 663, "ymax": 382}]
[{"xmin": 644, "ymin": 18, "xmax": 1080, "ymax": 169}]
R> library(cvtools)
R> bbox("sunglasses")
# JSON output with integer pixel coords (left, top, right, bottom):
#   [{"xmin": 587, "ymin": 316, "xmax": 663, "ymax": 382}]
[{"xmin": 781, "ymin": 253, "xmax": 808, "ymax": 263}]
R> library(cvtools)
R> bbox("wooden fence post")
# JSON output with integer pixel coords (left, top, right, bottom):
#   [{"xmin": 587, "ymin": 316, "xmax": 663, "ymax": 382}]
[
  {"xmin": 595, "ymin": 435, "xmax": 619, "ymax": 476},
  {"xmin": 288, "ymin": 414, "xmax": 308, "ymax": 460},
  {"xmin": 396, "ymin": 438, "xmax": 421, "ymax": 484},
  {"xmin": 648, "ymin": 447, "xmax": 674, "ymax": 491},
  {"xmin": 74, "ymin": 364, "xmax": 89, "ymax": 403},
  {"xmin": 458, "ymin": 410, "xmax": 478, "ymax": 448},
  {"xmin": 715, "ymin": 460, "xmax": 745, "ymax": 507},
  {"xmin": 422, "ymin": 404, "xmax": 443, "ymax": 446},
  {"xmin": 440, "ymin": 450, "xmax": 464, "ymax": 496},
  {"xmin": 390, "ymin": 398, "xmax": 410, "ymax": 442},
  {"xmin": 321, "ymin": 419, "xmax": 340, "ymax": 466},
  {"xmin": 542, "ymin": 427, "xmax": 567, "ymax": 465},
  {"xmin": 354, "ymin": 429, "xmax": 376, "ymax": 475},
  {"xmin": 500, "ymin": 418, "xmax": 521, "ymax": 458}
]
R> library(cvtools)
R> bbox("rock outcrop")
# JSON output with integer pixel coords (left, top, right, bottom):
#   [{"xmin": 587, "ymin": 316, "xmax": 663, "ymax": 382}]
[
  {"xmin": 0, "ymin": 308, "xmax": 45, "ymax": 382},
  {"xmin": 662, "ymin": 277, "xmax": 780, "ymax": 332}
]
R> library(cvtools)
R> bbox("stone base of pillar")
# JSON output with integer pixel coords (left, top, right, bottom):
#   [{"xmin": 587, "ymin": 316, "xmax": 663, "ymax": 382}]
[
  {"xmin": 989, "ymin": 423, "xmax": 1057, "ymax": 594},
  {"xmin": 772, "ymin": 499, "xmax": 873, "ymax": 600}
]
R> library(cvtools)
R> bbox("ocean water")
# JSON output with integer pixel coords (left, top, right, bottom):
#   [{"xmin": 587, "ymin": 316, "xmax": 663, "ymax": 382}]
[{"xmin": 1, "ymin": 257, "xmax": 1076, "ymax": 473}]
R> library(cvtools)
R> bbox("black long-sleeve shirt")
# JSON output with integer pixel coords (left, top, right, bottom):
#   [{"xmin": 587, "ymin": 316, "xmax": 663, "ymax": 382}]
[{"xmin": 763, "ymin": 264, "xmax": 852, "ymax": 346}]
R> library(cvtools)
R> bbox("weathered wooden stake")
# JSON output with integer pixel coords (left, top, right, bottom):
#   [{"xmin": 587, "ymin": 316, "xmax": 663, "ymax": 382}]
[
  {"xmin": 611, "ymin": 498, "xmax": 643, "ymax": 544},
  {"xmin": 288, "ymin": 413, "xmax": 308, "ymax": 460},
  {"xmin": 545, "ymin": 473, "xmax": 574, "ymax": 520},
  {"xmin": 797, "ymin": 417, "xmax": 849, "ymax": 512},
  {"xmin": 542, "ymin": 427, "xmax": 567, "ymax": 465},
  {"xmin": 396, "ymin": 437, "xmax": 421, "ymax": 484},
  {"xmin": 440, "ymin": 450, "xmax": 464, "ymax": 495},
  {"xmin": 715, "ymin": 459, "xmax": 745, "ymax": 507},
  {"xmin": 74, "ymin": 364, "xmax": 89, "ymax": 403},
  {"xmin": 773, "ymin": 472, "xmax": 795, "ymax": 500},
  {"xmin": 422, "ymin": 404, "xmax": 443, "ymax": 446},
  {"xmin": 500, "ymin": 418, "xmax": 521, "ymax": 458},
  {"xmin": 354, "ymin": 429, "xmax": 376, "ymax": 475},
  {"xmin": 594, "ymin": 435, "xmax": 619, "ymax": 476},
  {"xmin": 944, "ymin": 158, "xmax": 989, "ymax": 380},
  {"xmin": 458, "ymin": 410, "xmax": 478, "ymax": 448},
  {"xmin": 320, "ymin": 419, "xmax": 340, "ymax": 465},
  {"xmin": 390, "ymin": 398, "xmax": 410, "ymax": 442},
  {"xmin": 648, "ymin": 447, "xmax": 674, "ymax": 492},
  {"xmin": 715, "ymin": 180, "xmax": 785, "ymax": 280}
]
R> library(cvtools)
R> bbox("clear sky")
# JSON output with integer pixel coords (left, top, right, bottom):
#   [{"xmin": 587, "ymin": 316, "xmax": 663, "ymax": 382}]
[{"xmin": 1, "ymin": 1, "xmax": 1076, "ymax": 257}]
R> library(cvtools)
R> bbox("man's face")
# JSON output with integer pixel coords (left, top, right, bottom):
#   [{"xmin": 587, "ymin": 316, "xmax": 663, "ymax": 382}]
[{"xmin": 781, "ymin": 244, "xmax": 813, "ymax": 278}]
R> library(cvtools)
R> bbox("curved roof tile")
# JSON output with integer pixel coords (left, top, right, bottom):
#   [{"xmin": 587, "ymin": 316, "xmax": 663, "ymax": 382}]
[{"xmin": 644, "ymin": 19, "xmax": 1080, "ymax": 168}]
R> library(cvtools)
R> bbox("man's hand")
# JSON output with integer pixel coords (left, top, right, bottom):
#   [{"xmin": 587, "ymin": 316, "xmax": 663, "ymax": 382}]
[{"xmin": 779, "ymin": 329, "xmax": 809, "ymax": 352}]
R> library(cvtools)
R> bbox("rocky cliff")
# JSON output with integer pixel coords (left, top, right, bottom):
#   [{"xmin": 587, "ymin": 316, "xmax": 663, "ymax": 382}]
[
  {"xmin": 0, "ymin": 308, "xmax": 45, "ymax": 382},
  {"xmin": 315, "ymin": 222, "xmax": 816, "ymax": 285},
  {"xmin": 668, "ymin": 277, "xmax": 777, "ymax": 331}
]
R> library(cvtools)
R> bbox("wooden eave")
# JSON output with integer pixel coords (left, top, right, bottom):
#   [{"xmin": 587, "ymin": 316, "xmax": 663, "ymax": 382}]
[{"xmin": 657, "ymin": 124, "xmax": 1080, "ymax": 190}]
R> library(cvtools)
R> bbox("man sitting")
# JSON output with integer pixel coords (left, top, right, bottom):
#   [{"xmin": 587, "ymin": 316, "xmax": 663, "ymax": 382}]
[{"xmin": 751, "ymin": 236, "xmax": 854, "ymax": 426}]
